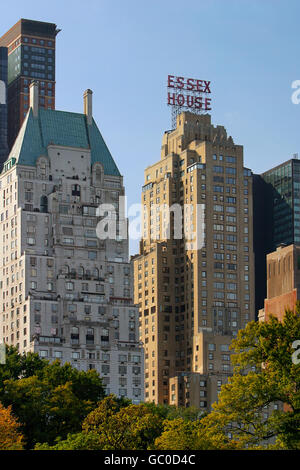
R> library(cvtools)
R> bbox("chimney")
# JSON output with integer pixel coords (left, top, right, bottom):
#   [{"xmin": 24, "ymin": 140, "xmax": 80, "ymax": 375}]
[
  {"xmin": 29, "ymin": 81, "xmax": 39, "ymax": 117},
  {"xmin": 84, "ymin": 89, "xmax": 93, "ymax": 125}
]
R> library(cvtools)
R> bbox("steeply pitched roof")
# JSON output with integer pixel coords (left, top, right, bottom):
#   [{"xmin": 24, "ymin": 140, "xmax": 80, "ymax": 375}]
[{"xmin": 7, "ymin": 107, "xmax": 120, "ymax": 176}]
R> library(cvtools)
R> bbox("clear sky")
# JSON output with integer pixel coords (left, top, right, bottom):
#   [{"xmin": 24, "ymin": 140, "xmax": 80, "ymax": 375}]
[{"xmin": 1, "ymin": 0, "xmax": 300, "ymax": 254}]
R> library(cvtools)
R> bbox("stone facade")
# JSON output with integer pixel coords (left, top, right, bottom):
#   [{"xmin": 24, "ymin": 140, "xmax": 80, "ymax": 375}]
[
  {"xmin": 133, "ymin": 112, "xmax": 255, "ymax": 409},
  {"xmin": 0, "ymin": 83, "xmax": 144, "ymax": 403}
]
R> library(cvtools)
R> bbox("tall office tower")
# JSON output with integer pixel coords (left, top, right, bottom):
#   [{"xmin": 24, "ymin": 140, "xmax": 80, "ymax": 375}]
[
  {"xmin": 0, "ymin": 84, "xmax": 144, "ymax": 403},
  {"xmin": 133, "ymin": 112, "xmax": 255, "ymax": 409},
  {"xmin": 253, "ymin": 158, "xmax": 300, "ymax": 313},
  {"xmin": 0, "ymin": 47, "xmax": 8, "ymax": 168},
  {"xmin": 0, "ymin": 18, "xmax": 59, "ymax": 149}
]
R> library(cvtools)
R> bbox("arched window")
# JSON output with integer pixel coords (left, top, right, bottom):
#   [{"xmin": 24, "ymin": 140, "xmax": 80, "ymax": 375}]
[{"xmin": 96, "ymin": 168, "xmax": 101, "ymax": 182}]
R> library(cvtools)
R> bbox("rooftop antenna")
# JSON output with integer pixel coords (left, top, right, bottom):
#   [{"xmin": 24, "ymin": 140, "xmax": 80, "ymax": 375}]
[{"xmin": 293, "ymin": 153, "xmax": 298, "ymax": 159}]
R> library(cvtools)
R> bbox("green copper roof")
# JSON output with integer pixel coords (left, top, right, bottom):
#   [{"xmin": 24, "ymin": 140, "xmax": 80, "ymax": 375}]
[{"xmin": 7, "ymin": 108, "xmax": 120, "ymax": 176}]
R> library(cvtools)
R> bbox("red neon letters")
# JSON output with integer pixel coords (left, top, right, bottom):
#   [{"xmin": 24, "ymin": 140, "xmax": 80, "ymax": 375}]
[{"xmin": 167, "ymin": 75, "xmax": 211, "ymax": 111}]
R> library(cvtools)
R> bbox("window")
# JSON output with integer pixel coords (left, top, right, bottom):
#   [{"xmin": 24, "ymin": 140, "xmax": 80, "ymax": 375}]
[
  {"xmin": 213, "ymin": 166, "xmax": 224, "ymax": 174},
  {"xmin": 213, "ymin": 185, "xmax": 223, "ymax": 193},
  {"xmin": 88, "ymin": 251, "xmax": 97, "ymax": 260},
  {"xmin": 225, "ymin": 156, "xmax": 236, "ymax": 163},
  {"xmin": 63, "ymin": 238, "xmax": 74, "ymax": 245},
  {"xmin": 226, "ymin": 197, "xmax": 236, "ymax": 204},
  {"xmin": 101, "ymin": 329, "xmax": 109, "ymax": 341},
  {"xmin": 84, "ymin": 305, "xmax": 91, "ymax": 314},
  {"xmin": 86, "ymin": 328, "xmax": 94, "ymax": 345},
  {"xmin": 132, "ymin": 355, "xmax": 140, "ymax": 363},
  {"xmin": 226, "ymin": 167, "xmax": 236, "ymax": 175},
  {"xmin": 222, "ymin": 354, "xmax": 230, "ymax": 361}
]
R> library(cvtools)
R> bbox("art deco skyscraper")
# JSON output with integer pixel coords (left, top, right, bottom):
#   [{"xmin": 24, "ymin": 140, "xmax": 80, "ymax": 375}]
[
  {"xmin": 133, "ymin": 112, "xmax": 255, "ymax": 409},
  {"xmin": 0, "ymin": 19, "xmax": 59, "ymax": 149},
  {"xmin": 0, "ymin": 84, "xmax": 144, "ymax": 403}
]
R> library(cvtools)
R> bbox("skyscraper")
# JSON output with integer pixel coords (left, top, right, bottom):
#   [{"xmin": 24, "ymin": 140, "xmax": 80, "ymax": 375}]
[
  {"xmin": 0, "ymin": 19, "xmax": 59, "ymax": 149},
  {"xmin": 253, "ymin": 158, "xmax": 300, "ymax": 313},
  {"xmin": 0, "ymin": 83, "xmax": 144, "ymax": 403},
  {"xmin": 0, "ymin": 46, "xmax": 8, "ymax": 168},
  {"xmin": 133, "ymin": 112, "xmax": 255, "ymax": 409}
]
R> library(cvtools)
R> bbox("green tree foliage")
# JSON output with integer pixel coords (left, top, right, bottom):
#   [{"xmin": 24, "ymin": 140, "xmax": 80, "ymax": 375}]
[
  {"xmin": 36, "ymin": 395, "xmax": 164, "ymax": 450},
  {"xmin": 144, "ymin": 402, "xmax": 203, "ymax": 422},
  {"xmin": 82, "ymin": 395, "xmax": 164, "ymax": 449},
  {"xmin": 4, "ymin": 308, "xmax": 300, "ymax": 450},
  {"xmin": 0, "ymin": 345, "xmax": 46, "ymax": 387},
  {"xmin": 199, "ymin": 308, "xmax": 300, "ymax": 449},
  {"xmin": 35, "ymin": 432, "xmax": 103, "ymax": 450},
  {"xmin": 0, "ymin": 346, "xmax": 105, "ymax": 448},
  {"xmin": 154, "ymin": 418, "xmax": 211, "ymax": 450}
]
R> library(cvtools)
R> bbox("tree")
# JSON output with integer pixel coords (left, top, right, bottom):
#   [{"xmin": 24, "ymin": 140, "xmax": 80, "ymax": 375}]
[
  {"xmin": 37, "ymin": 395, "xmax": 164, "ymax": 450},
  {"xmin": 82, "ymin": 395, "xmax": 164, "ymax": 450},
  {"xmin": 154, "ymin": 418, "xmax": 213, "ymax": 450},
  {"xmin": 35, "ymin": 397, "xmax": 208, "ymax": 450},
  {"xmin": 144, "ymin": 402, "xmax": 204, "ymax": 422},
  {"xmin": 35, "ymin": 432, "xmax": 103, "ymax": 450},
  {"xmin": 199, "ymin": 308, "xmax": 300, "ymax": 449},
  {"xmin": 0, "ymin": 347, "xmax": 105, "ymax": 448},
  {"xmin": 0, "ymin": 402, "xmax": 24, "ymax": 450},
  {"xmin": 0, "ymin": 345, "xmax": 47, "ymax": 389}
]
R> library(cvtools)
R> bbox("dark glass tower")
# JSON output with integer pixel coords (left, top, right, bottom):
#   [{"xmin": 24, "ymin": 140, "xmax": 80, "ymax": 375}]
[
  {"xmin": 0, "ymin": 19, "xmax": 60, "ymax": 149},
  {"xmin": 0, "ymin": 46, "xmax": 8, "ymax": 169},
  {"xmin": 253, "ymin": 158, "xmax": 300, "ymax": 314}
]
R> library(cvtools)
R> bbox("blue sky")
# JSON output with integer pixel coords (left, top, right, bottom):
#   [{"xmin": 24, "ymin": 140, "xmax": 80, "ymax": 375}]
[{"xmin": 1, "ymin": 0, "xmax": 300, "ymax": 253}]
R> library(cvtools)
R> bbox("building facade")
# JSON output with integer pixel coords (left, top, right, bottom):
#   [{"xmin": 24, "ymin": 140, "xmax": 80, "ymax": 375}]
[
  {"xmin": 0, "ymin": 46, "xmax": 8, "ymax": 168},
  {"xmin": 133, "ymin": 112, "xmax": 255, "ymax": 410},
  {"xmin": 254, "ymin": 158, "xmax": 300, "ymax": 314},
  {"xmin": 0, "ymin": 19, "xmax": 59, "ymax": 149},
  {"xmin": 259, "ymin": 244, "xmax": 300, "ymax": 322},
  {"xmin": 0, "ymin": 83, "xmax": 144, "ymax": 403}
]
